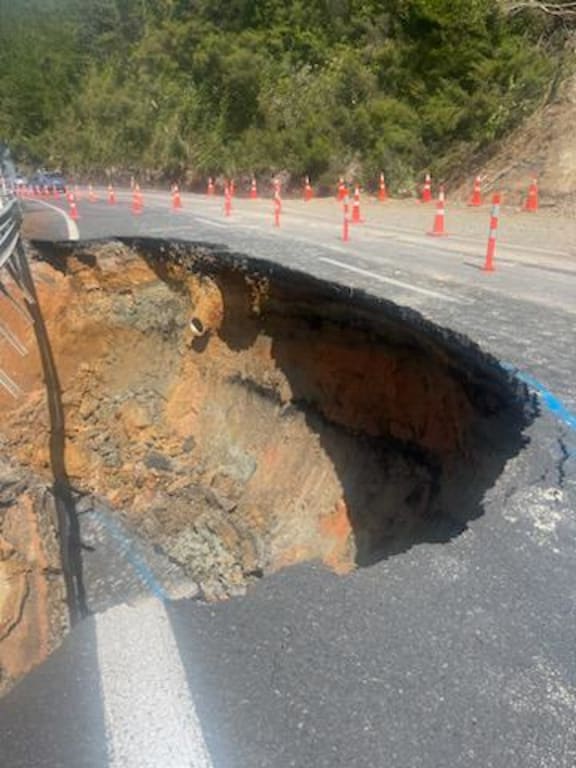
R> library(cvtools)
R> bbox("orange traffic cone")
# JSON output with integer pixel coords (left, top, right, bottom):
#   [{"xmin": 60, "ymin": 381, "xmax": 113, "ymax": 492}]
[
  {"xmin": 273, "ymin": 190, "xmax": 282, "ymax": 227},
  {"xmin": 304, "ymin": 176, "xmax": 313, "ymax": 202},
  {"xmin": 421, "ymin": 173, "xmax": 432, "ymax": 203},
  {"xmin": 484, "ymin": 193, "xmax": 501, "ymax": 272},
  {"xmin": 224, "ymin": 185, "xmax": 232, "ymax": 216},
  {"xmin": 378, "ymin": 172, "xmax": 388, "ymax": 202},
  {"xmin": 427, "ymin": 186, "xmax": 447, "ymax": 236},
  {"xmin": 337, "ymin": 177, "xmax": 347, "ymax": 202},
  {"xmin": 131, "ymin": 184, "xmax": 143, "ymax": 215},
  {"xmin": 468, "ymin": 176, "xmax": 482, "ymax": 207},
  {"xmin": 68, "ymin": 194, "xmax": 79, "ymax": 221},
  {"xmin": 171, "ymin": 184, "xmax": 182, "ymax": 211},
  {"xmin": 250, "ymin": 178, "xmax": 258, "ymax": 199},
  {"xmin": 88, "ymin": 184, "xmax": 97, "ymax": 203},
  {"xmin": 342, "ymin": 195, "xmax": 350, "ymax": 242},
  {"xmin": 523, "ymin": 177, "xmax": 538, "ymax": 212},
  {"xmin": 107, "ymin": 184, "xmax": 116, "ymax": 205},
  {"xmin": 229, "ymin": 179, "xmax": 236, "ymax": 197},
  {"xmin": 351, "ymin": 185, "xmax": 363, "ymax": 223},
  {"xmin": 207, "ymin": 177, "xmax": 215, "ymax": 196}
]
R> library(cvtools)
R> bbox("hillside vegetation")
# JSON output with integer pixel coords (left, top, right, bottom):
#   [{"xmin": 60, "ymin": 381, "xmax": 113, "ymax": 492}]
[{"xmin": 0, "ymin": 0, "xmax": 570, "ymax": 190}]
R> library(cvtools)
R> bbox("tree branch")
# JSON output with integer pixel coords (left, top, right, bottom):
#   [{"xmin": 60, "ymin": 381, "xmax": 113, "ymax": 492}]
[{"xmin": 502, "ymin": 0, "xmax": 576, "ymax": 17}]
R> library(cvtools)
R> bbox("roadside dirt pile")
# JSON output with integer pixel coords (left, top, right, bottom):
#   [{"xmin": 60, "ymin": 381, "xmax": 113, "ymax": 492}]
[{"xmin": 0, "ymin": 239, "xmax": 532, "ymax": 691}]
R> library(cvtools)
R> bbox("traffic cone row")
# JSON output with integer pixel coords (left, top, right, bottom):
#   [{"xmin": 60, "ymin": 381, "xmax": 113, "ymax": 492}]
[{"xmin": 36, "ymin": 175, "xmax": 535, "ymax": 257}]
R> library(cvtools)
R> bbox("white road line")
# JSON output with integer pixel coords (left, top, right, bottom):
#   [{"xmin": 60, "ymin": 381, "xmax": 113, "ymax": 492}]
[
  {"xmin": 146, "ymin": 225, "xmax": 198, "ymax": 235},
  {"xmin": 28, "ymin": 199, "xmax": 79, "ymax": 240},
  {"xmin": 193, "ymin": 215, "xmax": 261, "ymax": 230},
  {"xmin": 319, "ymin": 257, "xmax": 463, "ymax": 303},
  {"xmin": 193, "ymin": 216, "xmax": 229, "ymax": 228},
  {"xmin": 95, "ymin": 599, "xmax": 213, "ymax": 768}
]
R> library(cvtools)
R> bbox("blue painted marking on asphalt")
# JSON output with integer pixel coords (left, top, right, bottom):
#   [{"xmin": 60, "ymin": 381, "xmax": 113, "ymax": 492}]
[
  {"xmin": 503, "ymin": 363, "xmax": 576, "ymax": 458},
  {"xmin": 92, "ymin": 508, "xmax": 170, "ymax": 601}
]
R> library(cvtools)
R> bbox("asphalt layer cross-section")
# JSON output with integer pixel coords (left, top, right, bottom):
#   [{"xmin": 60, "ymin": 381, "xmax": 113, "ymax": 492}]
[{"xmin": 1, "ymin": 191, "xmax": 575, "ymax": 767}]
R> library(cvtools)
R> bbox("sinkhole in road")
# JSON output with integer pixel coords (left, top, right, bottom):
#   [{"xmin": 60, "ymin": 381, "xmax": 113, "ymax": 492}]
[{"xmin": 0, "ymin": 237, "xmax": 534, "ymax": 690}]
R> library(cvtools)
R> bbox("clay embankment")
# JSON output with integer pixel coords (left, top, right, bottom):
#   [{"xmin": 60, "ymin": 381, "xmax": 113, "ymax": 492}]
[{"xmin": 0, "ymin": 239, "xmax": 532, "ymax": 692}]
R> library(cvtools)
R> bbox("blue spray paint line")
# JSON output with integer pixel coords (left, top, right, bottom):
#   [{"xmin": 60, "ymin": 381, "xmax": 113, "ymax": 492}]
[
  {"xmin": 92, "ymin": 508, "xmax": 170, "ymax": 602},
  {"xmin": 503, "ymin": 363, "xmax": 576, "ymax": 457}
]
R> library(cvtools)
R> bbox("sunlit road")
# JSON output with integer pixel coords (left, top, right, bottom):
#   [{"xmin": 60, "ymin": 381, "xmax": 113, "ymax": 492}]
[
  {"xmin": 24, "ymin": 188, "xmax": 576, "ymax": 310},
  {"xmin": 1, "ymin": 191, "xmax": 575, "ymax": 767}
]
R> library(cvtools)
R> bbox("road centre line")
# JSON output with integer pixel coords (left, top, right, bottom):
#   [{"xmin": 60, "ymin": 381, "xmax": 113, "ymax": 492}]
[
  {"xmin": 28, "ymin": 198, "xmax": 79, "ymax": 240},
  {"xmin": 96, "ymin": 599, "xmax": 213, "ymax": 768},
  {"xmin": 319, "ymin": 257, "xmax": 463, "ymax": 303},
  {"xmin": 146, "ymin": 225, "xmax": 199, "ymax": 235},
  {"xmin": 186, "ymin": 223, "xmax": 471, "ymax": 299},
  {"xmin": 147, "ymin": 218, "xmax": 230, "ymax": 232},
  {"xmin": 191, "ymin": 216, "xmax": 229, "ymax": 228}
]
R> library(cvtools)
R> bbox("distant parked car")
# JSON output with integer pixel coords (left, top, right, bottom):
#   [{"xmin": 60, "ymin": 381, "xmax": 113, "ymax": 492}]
[{"xmin": 30, "ymin": 171, "xmax": 67, "ymax": 193}]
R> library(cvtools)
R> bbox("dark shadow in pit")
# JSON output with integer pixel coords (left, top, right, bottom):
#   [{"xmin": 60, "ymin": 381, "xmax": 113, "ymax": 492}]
[
  {"xmin": 282, "ymin": 301, "xmax": 531, "ymax": 565},
  {"xmin": 140, "ymin": 239, "xmax": 535, "ymax": 568}
]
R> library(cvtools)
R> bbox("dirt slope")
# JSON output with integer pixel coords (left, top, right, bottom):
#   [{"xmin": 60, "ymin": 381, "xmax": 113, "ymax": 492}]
[{"xmin": 453, "ymin": 73, "xmax": 576, "ymax": 210}]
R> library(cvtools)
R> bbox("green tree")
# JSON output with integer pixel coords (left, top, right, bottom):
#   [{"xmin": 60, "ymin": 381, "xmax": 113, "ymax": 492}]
[{"xmin": 0, "ymin": 0, "xmax": 558, "ymax": 189}]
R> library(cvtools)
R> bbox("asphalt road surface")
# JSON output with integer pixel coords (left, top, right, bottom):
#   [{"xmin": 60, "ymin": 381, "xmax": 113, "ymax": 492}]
[{"xmin": 1, "ymin": 190, "xmax": 575, "ymax": 767}]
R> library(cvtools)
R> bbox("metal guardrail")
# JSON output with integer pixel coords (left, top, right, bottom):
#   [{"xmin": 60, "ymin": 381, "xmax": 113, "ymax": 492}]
[
  {"xmin": 0, "ymin": 194, "xmax": 32, "ymax": 397},
  {"xmin": 0, "ymin": 185, "xmax": 87, "ymax": 620},
  {"xmin": 0, "ymin": 197, "xmax": 22, "ymax": 268}
]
